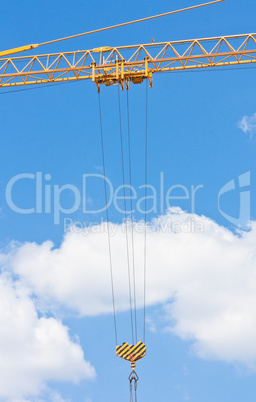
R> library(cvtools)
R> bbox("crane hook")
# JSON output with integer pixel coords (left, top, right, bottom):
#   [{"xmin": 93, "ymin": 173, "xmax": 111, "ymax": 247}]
[{"xmin": 129, "ymin": 369, "xmax": 139, "ymax": 402}]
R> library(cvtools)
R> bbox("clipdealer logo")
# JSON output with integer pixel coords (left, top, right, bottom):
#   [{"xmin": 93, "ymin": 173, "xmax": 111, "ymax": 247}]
[
  {"xmin": 5, "ymin": 172, "xmax": 203, "ymax": 225},
  {"xmin": 4, "ymin": 171, "xmax": 252, "ymax": 230},
  {"xmin": 218, "ymin": 171, "xmax": 251, "ymax": 231}
]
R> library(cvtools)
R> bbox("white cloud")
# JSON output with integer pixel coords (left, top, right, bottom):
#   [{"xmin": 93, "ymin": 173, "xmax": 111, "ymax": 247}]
[
  {"xmin": 2, "ymin": 208, "xmax": 256, "ymax": 369},
  {"xmin": 0, "ymin": 274, "xmax": 95, "ymax": 401},
  {"xmin": 146, "ymin": 317, "xmax": 156, "ymax": 333},
  {"xmin": 238, "ymin": 112, "xmax": 256, "ymax": 138}
]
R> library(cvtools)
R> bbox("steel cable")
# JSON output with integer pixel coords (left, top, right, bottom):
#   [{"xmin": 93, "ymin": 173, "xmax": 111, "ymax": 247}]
[
  {"xmin": 98, "ymin": 92, "xmax": 118, "ymax": 346},
  {"xmin": 127, "ymin": 89, "xmax": 138, "ymax": 344},
  {"xmin": 143, "ymin": 81, "xmax": 148, "ymax": 343},
  {"xmin": 118, "ymin": 85, "xmax": 135, "ymax": 345}
]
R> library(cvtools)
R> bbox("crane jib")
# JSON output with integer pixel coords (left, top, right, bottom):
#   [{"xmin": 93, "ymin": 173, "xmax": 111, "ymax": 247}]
[{"xmin": 0, "ymin": 33, "xmax": 256, "ymax": 92}]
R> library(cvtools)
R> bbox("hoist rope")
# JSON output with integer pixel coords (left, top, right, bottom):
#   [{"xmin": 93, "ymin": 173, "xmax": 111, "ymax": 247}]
[
  {"xmin": 118, "ymin": 85, "xmax": 135, "ymax": 345},
  {"xmin": 127, "ymin": 90, "xmax": 138, "ymax": 344},
  {"xmin": 130, "ymin": 382, "xmax": 134, "ymax": 402},
  {"xmin": 143, "ymin": 81, "xmax": 148, "ymax": 343},
  {"xmin": 38, "ymin": 0, "xmax": 225, "ymax": 47},
  {"xmin": 129, "ymin": 371, "xmax": 139, "ymax": 402},
  {"xmin": 98, "ymin": 92, "xmax": 118, "ymax": 346}
]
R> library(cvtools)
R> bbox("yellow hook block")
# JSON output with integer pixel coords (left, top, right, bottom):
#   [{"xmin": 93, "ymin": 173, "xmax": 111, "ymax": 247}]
[{"xmin": 116, "ymin": 341, "xmax": 146, "ymax": 369}]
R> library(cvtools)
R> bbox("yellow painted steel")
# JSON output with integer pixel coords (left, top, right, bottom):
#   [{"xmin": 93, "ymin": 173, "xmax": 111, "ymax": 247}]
[
  {"xmin": 35, "ymin": 0, "xmax": 225, "ymax": 48},
  {"xmin": 0, "ymin": 44, "xmax": 39, "ymax": 57},
  {"xmin": 92, "ymin": 47, "xmax": 112, "ymax": 53},
  {"xmin": 116, "ymin": 341, "xmax": 147, "ymax": 366},
  {"xmin": 0, "ymin": 33, "xmax": 256, "ymax": 90}
]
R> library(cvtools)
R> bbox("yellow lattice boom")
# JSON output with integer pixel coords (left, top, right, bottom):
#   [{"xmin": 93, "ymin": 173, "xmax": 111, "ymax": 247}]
[{"xmin": 0, "ymin": 33, "xmax": 256, "ymax": 91}]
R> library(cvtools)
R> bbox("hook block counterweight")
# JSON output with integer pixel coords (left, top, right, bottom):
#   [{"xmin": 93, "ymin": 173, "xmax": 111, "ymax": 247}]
[{"xmin": 116, "ymin": 341, "xmax": 146, "ymax": 370}]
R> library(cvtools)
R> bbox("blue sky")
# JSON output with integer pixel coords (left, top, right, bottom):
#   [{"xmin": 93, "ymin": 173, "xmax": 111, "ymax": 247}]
[{"xmin": 1, "ymin": 0, "xmax": 256, "ymax": 401}]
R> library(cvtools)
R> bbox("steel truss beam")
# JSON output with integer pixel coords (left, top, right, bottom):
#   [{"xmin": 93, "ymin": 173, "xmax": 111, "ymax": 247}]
[{"xmin": 0, "ymin": 33, "xmax": 256, "ymax": 90}]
